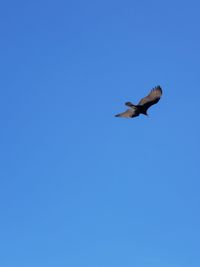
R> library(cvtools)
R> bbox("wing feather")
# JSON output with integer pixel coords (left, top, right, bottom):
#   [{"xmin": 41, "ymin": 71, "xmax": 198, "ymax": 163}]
[
  {"xmin": 115, "ymin": 107, "xmax": 139, "ymax": 118},
  {"xmin": 138, "ymin": 86, "xmax": 162, "ymax": 110}
]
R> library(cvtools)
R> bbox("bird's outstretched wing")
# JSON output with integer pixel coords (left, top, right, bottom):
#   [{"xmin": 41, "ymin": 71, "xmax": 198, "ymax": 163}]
[
  {"xmin": 115, "ymin": 107, "xmax": 139, "ymax": 118},
  {"xmin": 138, "ymin": 85, "xmax": 162, "ymax": 111}
]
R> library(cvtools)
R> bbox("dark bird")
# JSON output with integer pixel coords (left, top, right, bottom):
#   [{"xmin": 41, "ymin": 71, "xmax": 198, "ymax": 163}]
[{"xmin": 115, "ymin": 85, "xmax": 163, "ymax": 118}]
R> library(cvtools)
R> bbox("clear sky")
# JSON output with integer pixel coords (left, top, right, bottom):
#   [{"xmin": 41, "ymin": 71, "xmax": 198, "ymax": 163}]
[{"xmin": 0, "ymin": 0, "xmax": 200, "ymax": 266}]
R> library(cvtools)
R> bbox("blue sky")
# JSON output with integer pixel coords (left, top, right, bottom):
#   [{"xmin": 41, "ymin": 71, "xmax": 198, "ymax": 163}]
[{"xmin": 0, "ymin": 0, "xmax": 200, "ymax": 266}]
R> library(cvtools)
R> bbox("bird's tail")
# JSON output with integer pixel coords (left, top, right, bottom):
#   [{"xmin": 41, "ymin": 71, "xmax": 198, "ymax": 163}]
[{"xmin": 125, "ymin": 102, "xmax": 137, "ymax": 108}]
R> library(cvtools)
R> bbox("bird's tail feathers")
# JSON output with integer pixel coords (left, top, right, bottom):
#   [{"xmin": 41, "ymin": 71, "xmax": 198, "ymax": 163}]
[{"xmin": 125, "ymin": 102, "xmax": 137, "ymax": 108}]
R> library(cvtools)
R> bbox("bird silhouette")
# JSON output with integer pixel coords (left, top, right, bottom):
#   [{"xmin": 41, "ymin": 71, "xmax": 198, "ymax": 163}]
[{"xmin": 115, "ymin": 85, "xmax": 162, "ymax": 118}]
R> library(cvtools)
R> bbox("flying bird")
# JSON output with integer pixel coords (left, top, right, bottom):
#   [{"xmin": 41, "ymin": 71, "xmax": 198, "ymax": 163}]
[{"xmin": 115, "ymin": 85, "xmax": 162, "ymax": 118}]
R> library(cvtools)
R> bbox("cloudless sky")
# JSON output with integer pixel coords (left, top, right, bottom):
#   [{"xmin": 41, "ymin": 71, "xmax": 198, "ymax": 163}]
[{"xmin": 0, "ymin": 0, "xmax": 200, "ymax": 266}]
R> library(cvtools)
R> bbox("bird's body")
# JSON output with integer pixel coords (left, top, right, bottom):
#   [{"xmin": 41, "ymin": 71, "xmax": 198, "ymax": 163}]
[{"xmin": 115, "ymin": 85, "xmax": 162, "ymax": 118}]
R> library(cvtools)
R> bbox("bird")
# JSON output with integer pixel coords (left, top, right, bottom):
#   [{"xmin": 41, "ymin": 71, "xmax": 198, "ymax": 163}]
[{"xmin": 115, "ymin": 85, "xmax": 162, "ymax": 118}]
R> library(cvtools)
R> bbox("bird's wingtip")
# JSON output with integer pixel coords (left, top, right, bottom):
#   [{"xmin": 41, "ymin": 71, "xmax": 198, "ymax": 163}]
[{"xmin": 155, "ymin": 85, "xmax": 163, "ymax": 94}]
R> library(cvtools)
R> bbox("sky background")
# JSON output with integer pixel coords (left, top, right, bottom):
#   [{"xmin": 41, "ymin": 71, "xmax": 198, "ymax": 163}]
[{"xmin": 0, "ymin": 0, "xmax": 200, "ymax": 266}]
